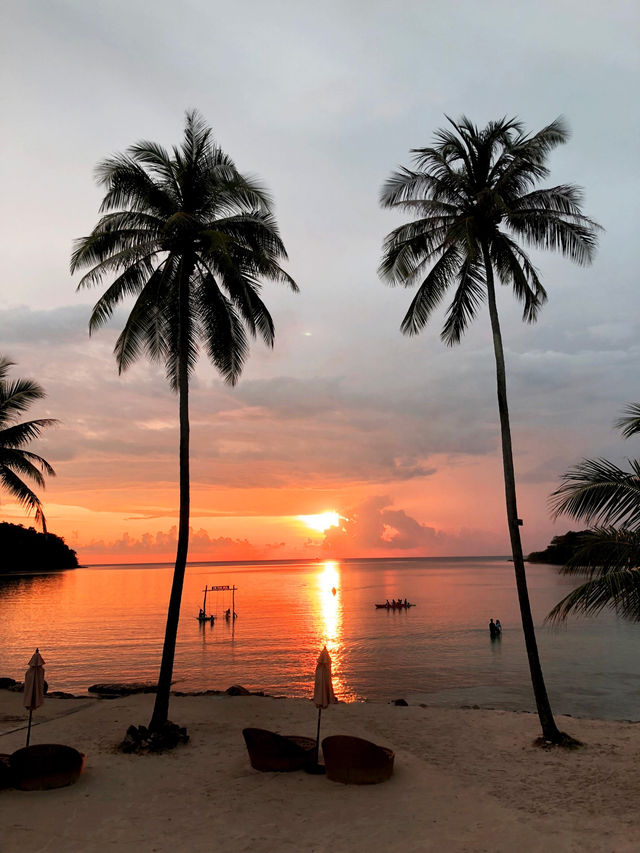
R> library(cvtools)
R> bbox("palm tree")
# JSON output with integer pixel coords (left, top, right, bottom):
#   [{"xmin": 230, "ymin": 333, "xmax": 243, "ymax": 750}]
[
  {"xmin": 549, "ymin": 406, "xmax": 640, "ymax": 622},
  {"xmin": 0, "ymin": 357, "xmax": 57, "ymax": 532},
  {"xmin": 379, "ymin": 116, "xmax": 600, "ymax": 743},
  {"xmin": 71, "ymin": 111, "xmax": 297, "ymax": 736}
]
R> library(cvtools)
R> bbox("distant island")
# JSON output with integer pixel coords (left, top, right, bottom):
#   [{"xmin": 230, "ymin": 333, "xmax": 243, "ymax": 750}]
[
  {"xmin": 527, "ymin": 531, "xmax": 587, "ymax": 565},
  {"xmin": 0, "ymin": 521, "xmax": 79, "ymax": 572}
]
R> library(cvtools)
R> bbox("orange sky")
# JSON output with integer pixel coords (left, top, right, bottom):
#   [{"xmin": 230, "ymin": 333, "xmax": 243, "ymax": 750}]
[{"xmin": 2, "ymin": 4, "xmax": 636, "ymax": 565}]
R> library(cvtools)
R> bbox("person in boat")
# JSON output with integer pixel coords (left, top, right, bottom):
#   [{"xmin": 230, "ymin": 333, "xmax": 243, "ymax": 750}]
[
  {"xmin": 495, "ymin": 619, "xmax": 502, "ymax": 634},
  {"xmin": 489, "ymin": 618, "xmax": 498, "ymax": 638},
  {"xmin": 403, "ymin": 598, "xmax": 408, "ymax": 607},
  {"xmin": 386, "ymin": 599, "xmax": 390, "ymax": 607},
  {"xmin": 225, "ymin": 608, "xmax": 231, "ymax": 618},
  {"xmin": 199, "ymin": 608, "xmax": 204, "ymax": 619}
]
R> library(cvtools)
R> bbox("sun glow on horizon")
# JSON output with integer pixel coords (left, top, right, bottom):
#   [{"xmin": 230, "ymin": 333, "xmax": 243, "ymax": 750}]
[{"xmin": 297, "ymin": 511, "xmax": 340, "ymax": 533}]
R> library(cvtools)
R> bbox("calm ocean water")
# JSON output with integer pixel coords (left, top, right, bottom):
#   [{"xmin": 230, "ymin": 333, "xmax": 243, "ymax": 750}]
[{"xmin": 2, "ymin": 557, "xmax": 639, "ymax": 721}]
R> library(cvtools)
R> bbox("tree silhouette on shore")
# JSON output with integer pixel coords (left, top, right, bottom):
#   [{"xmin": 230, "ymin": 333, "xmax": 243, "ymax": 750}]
[
  {"xmin": 72, "ymin": 111, "xmax": 297, "ymax": 738},
  {"xmin": 379, "ymin": 116, "xmax": 600, "ymax": 744}
]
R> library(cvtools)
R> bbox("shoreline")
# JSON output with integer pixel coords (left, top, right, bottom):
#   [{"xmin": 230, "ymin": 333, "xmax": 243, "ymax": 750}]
[
  {"xmin": 4, "ymin": 680, "xmax": 640, "ymax": 726},
  {"xmin": 2, "ymin": 690, "xmax": 640, "ymax": 852}
]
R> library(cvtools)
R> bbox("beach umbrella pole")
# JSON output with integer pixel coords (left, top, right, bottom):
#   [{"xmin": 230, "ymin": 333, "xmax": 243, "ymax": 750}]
[
  {"xmin": 26, "ymin": 708, "xmax": 33, "ymax": 747},
  {"xmin": 315, "ymin": 707, "xmax": 322, "ymax": 764}
]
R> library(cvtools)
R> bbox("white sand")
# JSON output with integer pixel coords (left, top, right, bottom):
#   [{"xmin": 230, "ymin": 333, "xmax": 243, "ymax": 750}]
[{"xmin": 1, "ymin": 690, "xmax": 639, "ymax": 853}]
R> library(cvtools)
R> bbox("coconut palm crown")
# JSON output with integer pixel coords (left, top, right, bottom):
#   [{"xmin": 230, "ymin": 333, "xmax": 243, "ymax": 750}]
[
  {"xmin": 380, "ymin": 116, "xmax": 600, "ymax": 745},
  {"xmin": 0, "ymin": 357, "xmax": 57, "ymax": 532},
  {"xmin": 379, "ymin": 116, "xmax": 598, "ymax": 341},
  {"xmin": 71, "ymin": 110, "xmax": 297, "ymax": 385},
  {"xmin": 71, "ymin": 111, "xmax": 297, "ymax": 735}
]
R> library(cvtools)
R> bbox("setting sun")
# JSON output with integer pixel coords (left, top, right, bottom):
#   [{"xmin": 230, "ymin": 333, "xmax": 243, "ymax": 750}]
[{"xmin": 297, "ymin": 511, "xmax": 340, "ymax": 532}]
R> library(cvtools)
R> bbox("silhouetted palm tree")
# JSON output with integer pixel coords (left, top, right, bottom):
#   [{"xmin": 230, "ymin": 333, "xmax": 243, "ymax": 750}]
[
  {"xmin": 72, "ymin": 111, "xmax": 297, "ymax": 735},
  {"xmin": 379, "ymin": 116, "xmax": 600, "ymax": 743},
  {"xmin": 0, "ymin": 357, "xmax": 57, "ymax": 532},
  {"xmin": 549, "ymin": 406, "xmax": 640, "ymax": 622}
]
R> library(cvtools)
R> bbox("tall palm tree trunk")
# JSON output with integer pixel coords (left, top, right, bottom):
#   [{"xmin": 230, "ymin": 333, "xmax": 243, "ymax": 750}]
[
  {"xmin": 149, "ymin": 260, "xmax": 192, "ymax": 731},
  {"xmin": 483, "ymin": 245, "xmax": 563, "ymax": 742}
]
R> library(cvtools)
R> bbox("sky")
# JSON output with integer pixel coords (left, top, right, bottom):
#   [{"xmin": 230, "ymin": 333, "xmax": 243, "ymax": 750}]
[{"xmin": 1, "ymin": 0, "xmax": 638, "ymax": 564}]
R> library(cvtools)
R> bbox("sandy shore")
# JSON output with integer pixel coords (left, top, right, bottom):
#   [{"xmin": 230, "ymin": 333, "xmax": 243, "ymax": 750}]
[{"xmin": 1, "ymin": 690, "xmax": 638, "ymax": 853}]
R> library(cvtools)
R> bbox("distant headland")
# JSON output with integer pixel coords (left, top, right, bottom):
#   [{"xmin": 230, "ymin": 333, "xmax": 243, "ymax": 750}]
[
  {"xmin": 527, "ymin": 531, "xmax": 586, "ymax": 565},
  {"xmin": 0, "ymin": 521, "xmax": 79, "ymax": 573}
]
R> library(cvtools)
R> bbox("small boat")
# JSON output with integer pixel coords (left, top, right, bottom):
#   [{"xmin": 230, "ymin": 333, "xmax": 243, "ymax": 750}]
[{"xmin": 374, "ymin": 602, "xmax": 416, "ymax": 610}]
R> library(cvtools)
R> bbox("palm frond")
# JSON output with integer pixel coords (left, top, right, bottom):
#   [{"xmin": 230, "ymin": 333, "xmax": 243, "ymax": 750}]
[
  {"xmin": 507, "ymin": 210, "xmax": 599, "ymax": 265},
  {"xmin": 197, "ymin": 276, "xmax": 249, "ymax": 386},
  {"xmin": 0, "ymin": 451, "xmax": 48, "ymax": 489},
  {"xmin": 0, "ymin": 466, "xmax": 46, "ymax": 514},
  {"xmin": 398, "ymin": 245, "xmax": 461, "ymax": 336},
  {"xmin": 0, "ymin": 419, "xmax": 59, "ymax": 450},
  {"xmin": 112, "ymin": 258, "xmax": 178, "ymax": 374},
  {"xmin": 440, "ymin": 258, "xmax": 486, "ymax": 345},
  {"xmin": 490, "ymin": 232, "xmax": 547, "ymax": 323},
  {"xmin": 87, "ymin": 255, "xmax": 162, "ymax": 332},
  {"xmin": 616, "ymin": 403, "xmax": 640, "ymax": 439},
  {"xmin": 550, "ymin": 457, "xmax": 640, "ymax": 528},
  {"xmin": 0, "ymin": 378, "xmax": 47, "ymax": 422},
  {"xmin": 558, "ymin": 527, "xmax": 640, "ymax": 576},
  {"xmin": 547, "ymin": 567, "xmax": 640, "ymax": 623}
]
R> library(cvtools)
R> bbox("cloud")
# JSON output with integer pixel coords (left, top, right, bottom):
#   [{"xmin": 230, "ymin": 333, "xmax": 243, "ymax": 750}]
[
  {"xmin": 319, "ymin": 495, "xmax": 504, "ymax": 557},
  {"xmin": 82, "ymin": 525, "xmax": 286, "ymax": 561}
]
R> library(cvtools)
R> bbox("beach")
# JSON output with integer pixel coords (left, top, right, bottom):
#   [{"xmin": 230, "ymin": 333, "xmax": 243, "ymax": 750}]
[{"xmin": 1, "ymin": 689, "xmax": 638, "ymax": 853}]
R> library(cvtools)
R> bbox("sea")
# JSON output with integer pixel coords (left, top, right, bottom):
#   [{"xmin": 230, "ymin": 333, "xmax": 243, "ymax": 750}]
[{"xmin": 2, "ymin": 557, "xmax": 639, "ymax": 721}]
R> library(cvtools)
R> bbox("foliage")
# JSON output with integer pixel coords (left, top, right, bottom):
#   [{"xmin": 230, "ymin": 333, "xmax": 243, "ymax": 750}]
[
  {"xmin": 71, "ymin": 110, "xmax": 297, "ymax": 386},
  {"xmin": 0, "ymin": 521, "xmax": 78, "ymax": 571},
  {"xmin": 72, "ymin": 110, "xmax": 296, "ymax": 734},
  {"xmin": 527, "ymin": 531, "xmax": 590, "ymax": 564},
  {"xmin": 0, "ymin": 357, "xmax": 57, "ymax": 531},
  {"xmin": 379, "ymin": 115, "xmax": 599, "ymax": 745},
  {"xmin": 379, "ymin": 116, "xmax": 599, "ymax": 343},
  {"xmin": 549, "ymin": 407, "xmax": 640, "ymax": 622}
]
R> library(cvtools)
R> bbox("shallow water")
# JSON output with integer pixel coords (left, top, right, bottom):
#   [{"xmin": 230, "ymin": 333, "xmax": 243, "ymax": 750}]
[{"xmin": 2, "ymin": 557, "xmax": 639, "ymax": 720}]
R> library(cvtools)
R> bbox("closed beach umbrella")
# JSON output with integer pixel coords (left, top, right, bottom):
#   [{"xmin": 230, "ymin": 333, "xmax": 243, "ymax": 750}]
[
  {"xmin": 313, "ymin": 646, "xmax": 337, "ymax": 767},
  {"xmin": 24, "ymin": 648, "xmax": 45, "ymax": 747}
]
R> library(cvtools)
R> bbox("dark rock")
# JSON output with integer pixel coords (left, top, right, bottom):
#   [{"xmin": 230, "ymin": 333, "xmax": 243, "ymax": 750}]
[
  {"xmin": 172, "ymin": 689, "xmax": 222, "ymax": 697},
  {"xmin": 88, "ymin": 682, "xmax": 157, "ymax": 696},
  {"xmin": 393, "ymin": 698, "xmax": 409, "ymax": 706},
  {"xmin": 4, "ymin": 679, "xmax": 47, "ymax": 693},
  {"xmin": 119, "ymin": 721, "xmax": 189, "ymax": 754},
  {"xmin": 47, "ymin": 691, "xmax": 77, "ymax": 699},
  {"xmin": 225, "ymin": 685, "xmax": 250, "ymax": 696}
]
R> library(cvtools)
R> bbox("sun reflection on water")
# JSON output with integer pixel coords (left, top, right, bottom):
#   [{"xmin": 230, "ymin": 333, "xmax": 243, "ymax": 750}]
[{"xmin": 315, "ymin": 560, "xmax": 349, "ymax": 699}]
